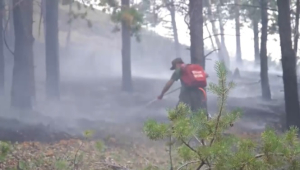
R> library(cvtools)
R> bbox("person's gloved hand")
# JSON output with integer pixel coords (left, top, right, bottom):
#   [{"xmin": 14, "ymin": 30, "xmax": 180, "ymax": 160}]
[{"xmin": 157, "ymin": 94, "xmax": 163, "ymax": 100}]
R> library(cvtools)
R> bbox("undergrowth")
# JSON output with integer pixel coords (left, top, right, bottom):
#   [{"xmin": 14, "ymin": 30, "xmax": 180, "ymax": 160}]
[
  {"xmin": 0, "ymin": 62, "xmax": 299, "ymax": 170},
  {"xmin": 143, "ymin": 61, "xmax": 300, "ymax": 170},
  {"xmin": 0, "ymin": 130, "xmax": 108, "ymax": 170}
]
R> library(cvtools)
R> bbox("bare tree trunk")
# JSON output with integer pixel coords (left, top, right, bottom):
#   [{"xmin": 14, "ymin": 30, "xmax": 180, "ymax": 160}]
[
  {"xmin": 207, "ymin": 1, "xmax": 227, "ymax": 67},
  {"xmin": 206, "ymin": 0, "xmax": 220, "ymax": 58},
  {"xmin": 121, "ymin": 0, "xmax": 132, "ymax": 92},
  {"xmin": 253, "ymin": 19, "xmax": 259, "ymax": 63},
  {"xmin": 5, "ymin": 0, "xmax": 14, "ymax": 56},
  {"xmin": 0, "ymin": 0, "xmax": 4, "ymax": 95},
  {"xmin": 41, "ymin": 0, "xmax": 46, "ymax": 38},
  {"xmin": 26, "ymin": 0, "xmax": 35, "ymax": 101},
  {"xmin": 204, "ymin": 22, "xmax": 216, "ymax": 51},
  {"xmin": 167, "ymin": 0, "xmax": 180, "ymax": 58},
  {"xmin": 294, "ymin": 0, "xmax": 300, "ymax": 58},
  {"xmin": 277, "ymin": 0, "xmax": 300, "ymax": 129},
  {"xmin": 45, "ymin": 0, "xmax": 60, "ymax": 99},
  {"xmin": 28, "ymin": 2, "xmax": 35, "ymax": 101},
  {"xmin": 218, "ymin": 18, "xmax": 230, "ymax": 68},
  {"xmin": 216, "ymin": 4, "xmax": 230, "ymax": 68},
  {"xmin": 219, "ymin": 22, "xmax": 226, "ymax": 52},
  {"xmin": 252, "ymin": 0, "xmax": 260, "ymax": 64},
  {"xmin": 65, "ymin": 1, "xmax": 73, "ymax": 50},
  {"xmin": 189, "ymin": 0, "xmax": 204, "ymax": 67},
  {"xmin": 189, "ymin": 0, "xmax": 207, "ymax": 114},
  {"xmin": 234, "ymin": 0, "xmax": 242, "ymax": 64},
  {"xmin": 11, "ymin": 0, "xmax": 34, "ymax": 109},
  {"xmin": 260, "ymin": 0, "xmax": 271, "ymax": 100},
  {"xmin": 8, "ymin": 0, "xmax": 14, "ymax": 45}
]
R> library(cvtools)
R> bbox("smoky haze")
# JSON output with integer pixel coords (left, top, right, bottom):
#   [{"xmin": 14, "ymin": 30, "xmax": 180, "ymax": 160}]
[{"xmin": 0, "ymin": 3, "xmax": 285, "ymax": 143}]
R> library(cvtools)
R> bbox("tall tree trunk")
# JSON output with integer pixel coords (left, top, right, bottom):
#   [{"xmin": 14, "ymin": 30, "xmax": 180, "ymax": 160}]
[
  {"xmin": 209, "ymin": 2, "xmax": 229, "ymax": 68},
  {"xmin": 217, "ymin": 5, "xmax": 230, "ymax": 68},
  {"xmin": 253, "ymin": 19, "xmax": 259, "ymax": 63},
  {"xmin": 168, "ymin": 0, "xmax": 180, "ymax": 58},
  {"xmin": 0, "ymin": 0, "xmax": 4, "ymax": 95},
  {"xmin": 65, "ymin": 1, "xmax": 73, "ymax": 50},
  {"xmin": 206, "ymin": 1, "xmax": 224, "ymax": 65},
  {"xmin": 28, "ymin": 4, "xmax": 35, "ymax": 101},
  {"xmin": 189, "ymin": 0, "xmax": 204, "ymax": 67},
  {"xmin": 189, "ymin": 0, "xmax": 207, "ymax": 114},
  {"xmin": 5, "ymin": 0, "xmax": 14, "ymax": 55},
  {"xmin": 294, "ymin": 0, "xmax": 300, "ymax": 58},
  {"xmin": 11, "ymin": 0, "xmax": 34, "ymax": 109},
  {"xmin": 260, "ymin": 0, "xmax": 271, "ymax": 100},
  {"xmin": 41, "ymin": 0, "xmax": 46, "ymax": 39},
  {"xmin": 45, "ymin": 0, "xmax": 60, "ymax": 99},
  {"xmin": 121, "ymin": 0, "xmax": 132, "ymax": 92},
  {"xmin": 219, "ymin": 22, "xmax": 226, "ymax": 52},
  {"xmin": 217, "ymin": 16, "xmax": 230, "ymax": 68},
  {"xmin": 8, "ymin": 0, "xmax": 14, "ymax": 45},
  {"xmin": 204, "ymin": 22, "xmax": 216, "ymax": 51},
  {"xmin": 234, "ymin": 0, "xmax": 242, "ymax": 64},
  {"xmin": 277, "ymin": 0, "xmax": 300, "ymax": 129},
  {"xmin": 252, "ymin": 0, "xmax": 260, "ymax": 64}
]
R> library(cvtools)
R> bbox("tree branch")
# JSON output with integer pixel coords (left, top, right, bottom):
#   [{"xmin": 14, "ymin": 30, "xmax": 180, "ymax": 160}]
[
  {"xmin": 196, "ymin": 161, "xmax": 205, "ymax": 170},
  {"xmin": 193, "ymin": 134, "xmax": 201, "ymax": 143},
  {"xmin": 203, "ymin": 33, "xmax": 237, "ymax": 41},
  {"xmin": 238, "ymin": 153, "xmax": 284, "ymax": 170},
  {"xmin": 181, "ymin": 139, "xmax": 198, "ymax": 154},
  {"xmin": 168, "ymin": 135, "xmax": 174, "ymax": 170},
  {"xmin": 176, "ymin": 160, "xmax": 201, "ymax": 170},
  {"xmin": 204, "ymin": 21, "xmax": 217, "ymax": 52},
  {"xmin": 205, "ymin": 49, "xmax": 219, "ymax": 58},
  {"xmin": 226, "ymin": 3, "xmax": 277, "ymax": 11},
  {"xmin": 73, "ymin": 141, "xmax": 84, "ymax": 168},
  {"xmin": 209, "ymin": 70, "xmax": 226, "ymax": 146}
]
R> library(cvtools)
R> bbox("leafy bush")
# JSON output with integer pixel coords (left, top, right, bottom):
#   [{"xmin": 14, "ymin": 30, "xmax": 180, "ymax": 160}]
[{"xmin": 143, "ymin": 61, "xmax": 300, "ymax": 170}]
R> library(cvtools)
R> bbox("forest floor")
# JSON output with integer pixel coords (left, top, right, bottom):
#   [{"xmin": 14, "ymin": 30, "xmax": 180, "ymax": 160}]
[
  {"xmin": 0, "ymin": 3, "xmax": 287, "ymax": 169},
  {"xmin": 0, "ymin": 71, "xmax": 287, "ymax": 169}
]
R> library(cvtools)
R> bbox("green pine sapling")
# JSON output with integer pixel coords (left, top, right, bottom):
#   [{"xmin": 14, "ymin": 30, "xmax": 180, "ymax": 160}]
[{"xmin": 143, "ymin": 61, "xmax": 300, "ymax": 170}]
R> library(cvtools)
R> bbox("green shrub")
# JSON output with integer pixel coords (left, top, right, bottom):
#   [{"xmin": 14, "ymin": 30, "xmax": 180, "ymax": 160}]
[{"xmin": 143, "ymin": 61, "xmax": 300, "ymax": 170}]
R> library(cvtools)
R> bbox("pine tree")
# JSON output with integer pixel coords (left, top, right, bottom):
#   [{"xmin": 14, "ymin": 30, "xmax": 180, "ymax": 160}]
[{"xmin": 144, "ymin": 62, "xmax": 300, "ymax": 170}]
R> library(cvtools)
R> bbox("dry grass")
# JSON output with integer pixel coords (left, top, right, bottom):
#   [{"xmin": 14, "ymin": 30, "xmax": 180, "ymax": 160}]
[{"xmin": 0, "ymin": 138, "xmax": 169, "ymax": 170}]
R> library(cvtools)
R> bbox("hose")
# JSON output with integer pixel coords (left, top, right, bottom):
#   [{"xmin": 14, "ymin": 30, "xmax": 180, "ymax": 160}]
[{"xmin": 144, "ymin": 87, "xmax": 181, "ymax": 107}]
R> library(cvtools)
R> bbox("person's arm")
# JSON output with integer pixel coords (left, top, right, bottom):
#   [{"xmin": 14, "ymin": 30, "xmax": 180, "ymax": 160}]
[
  {"xmin": 158, "ymin": 69, "xmax": 180, "ymax": 99},
  {"xmin": 158, "ymin": 79, "xmax": 175, "ymax": 98}
]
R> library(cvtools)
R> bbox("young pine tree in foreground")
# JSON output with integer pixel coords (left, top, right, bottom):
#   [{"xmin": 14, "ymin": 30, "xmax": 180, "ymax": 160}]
[{"xmin": 144, "ymin": 61, "xmax": 300, "ymax": 170}]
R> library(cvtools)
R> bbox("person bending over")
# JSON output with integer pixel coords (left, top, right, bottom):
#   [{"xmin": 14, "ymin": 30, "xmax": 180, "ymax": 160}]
[{"xmin": 158, "ymin": 58, "xmax": 208, "ymax": 112}]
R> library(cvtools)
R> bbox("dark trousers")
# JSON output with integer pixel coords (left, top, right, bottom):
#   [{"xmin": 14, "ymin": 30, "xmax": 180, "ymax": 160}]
[{"xmin": 176, "ymin": 87, "xmax": 207, "ymax": 113}]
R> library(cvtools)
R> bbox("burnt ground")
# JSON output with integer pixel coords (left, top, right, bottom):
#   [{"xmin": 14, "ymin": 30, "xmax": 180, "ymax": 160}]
[{"xmin": 0, "ymin": 71, "xmax": 287, "ymax": 145}]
